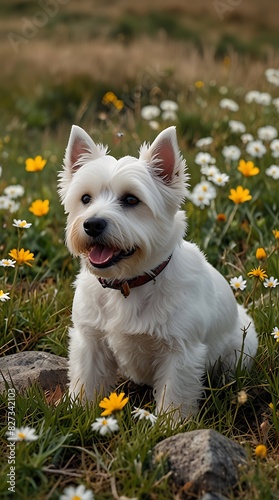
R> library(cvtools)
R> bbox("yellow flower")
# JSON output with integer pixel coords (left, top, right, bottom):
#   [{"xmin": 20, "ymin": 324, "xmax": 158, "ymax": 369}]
[
  {"xmin": 114, "ymin": 99, "xmax": 124, "ymax": 111},
  {"xmin": 8, "ymin": 248, "xmax": 35, "ymax": 267},
  {"xmin": 247, "ymin": 266, "xmax": 268, "ymax": 281},
  {"xmin": 255, "ymin": 444, "xmax": 267, "ymax": 458},
  {"xmin": 273, "ymin": 229, "xmax": 279, "ymax": 240},
  {"xmin": 237, "ymin": 159, "xmax": 259, "ymax": 177},
  {"xmin": 228, "ymin": 186, "xmax": 252, "ymax": 204},
  {"xmin": 256, "ymin": 248, "xmax": 267, "ymax": 260},
  {"xmin": 29, "ymin": 199, "xmax": 50, "ymax": 216},
  {"xmin": 25, "ymin": 155, "xmax": 47, "ymax": 172},
  {"xmin": 99, "ymin": 392, "xmax": 129, "ymax": 416},
  {"xmin": 195, "ymin": 80, "xmax": 204, "ymax": 89},
  {"xmin": 102, "ymin": 91, "xmax": 117, "ymax": 105}
]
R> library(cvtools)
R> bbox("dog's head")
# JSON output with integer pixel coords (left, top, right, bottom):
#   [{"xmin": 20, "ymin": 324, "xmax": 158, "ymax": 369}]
[{"xmin": 58, "ymin": 125, "xmax": 188, "ymax": 280}]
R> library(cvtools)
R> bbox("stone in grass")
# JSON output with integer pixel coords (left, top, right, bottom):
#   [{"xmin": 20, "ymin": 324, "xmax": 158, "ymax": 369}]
[
  {"xmin": 153, "ymin": 429, "xmax": 247, "ymax": 499},
  {"xmin": 0, "ymin": 351, "xmax": 68, "ymax": 393}
]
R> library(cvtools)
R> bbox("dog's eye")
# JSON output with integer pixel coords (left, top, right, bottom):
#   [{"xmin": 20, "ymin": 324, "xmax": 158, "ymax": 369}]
[
  {"xmin": 121, "ymin": 194, "xmax": 140, "ymax": 207},
  {"xmin": 81, "ymin": 194, "xmax": 91, "ymax": 205}
]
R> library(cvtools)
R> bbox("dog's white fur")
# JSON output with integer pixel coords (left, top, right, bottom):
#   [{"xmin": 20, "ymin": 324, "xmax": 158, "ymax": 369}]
[{"xmin": 59, "ymin": 125, "xmax": 258, "ymax": 418}]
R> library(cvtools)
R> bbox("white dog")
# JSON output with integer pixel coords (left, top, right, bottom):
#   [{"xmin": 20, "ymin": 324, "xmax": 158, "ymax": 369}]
[{"xmin": 59, "ymin": 125, "xmax": 258, "ymax": 418}]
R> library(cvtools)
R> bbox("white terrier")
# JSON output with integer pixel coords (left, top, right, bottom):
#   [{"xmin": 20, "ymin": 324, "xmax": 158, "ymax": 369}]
[{"xmin": 59, "ymin": 125, "xmax": 258, "ymax": 418}]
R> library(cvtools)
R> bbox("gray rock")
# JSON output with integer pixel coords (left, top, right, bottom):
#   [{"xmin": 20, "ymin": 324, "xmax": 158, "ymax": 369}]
[
  {"xmin": 200, "ymin": 494, "xmax": 229, "ymax": 500},
  {"xmin": 153, "ymin": 429, "xmax": 247, "ymax": 498},
  {"xmin": 0, "ymin": 351, "xmax": 68, "ymax": 393}
]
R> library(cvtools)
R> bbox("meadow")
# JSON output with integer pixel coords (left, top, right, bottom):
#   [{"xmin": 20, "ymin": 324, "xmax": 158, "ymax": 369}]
[{"xmin": 0, "ymin": 1, "xmax": 279, "ymax": 498}]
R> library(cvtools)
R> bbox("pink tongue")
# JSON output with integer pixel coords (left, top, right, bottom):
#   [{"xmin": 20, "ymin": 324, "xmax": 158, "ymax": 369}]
[{"xmin": 89, "ymin": 244, "xmax": 115, "ymax": 265}]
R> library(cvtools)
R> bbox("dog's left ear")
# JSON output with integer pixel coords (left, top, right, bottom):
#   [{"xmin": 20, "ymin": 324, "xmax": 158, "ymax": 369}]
[{"xmin": 139, "ymin": 126, "xmax": 185, "ymax": 183}]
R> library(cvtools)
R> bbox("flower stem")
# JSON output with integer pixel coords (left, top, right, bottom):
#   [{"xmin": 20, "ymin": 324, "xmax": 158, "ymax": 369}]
[{"xmin": 217, "ymin": 203, "xmax": 238, "ymax": 245}]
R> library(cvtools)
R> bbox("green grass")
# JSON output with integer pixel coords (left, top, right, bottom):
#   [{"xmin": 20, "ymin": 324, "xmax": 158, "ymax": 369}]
[{"xmin": 0, "ymin": 52, "xmax": 279, "ymax": 499}]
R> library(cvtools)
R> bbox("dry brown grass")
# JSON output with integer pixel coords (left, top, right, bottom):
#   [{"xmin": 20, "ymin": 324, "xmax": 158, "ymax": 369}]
[{"xmin": 0, "ymin": 0, "xmax": 278, "ymax": 89}]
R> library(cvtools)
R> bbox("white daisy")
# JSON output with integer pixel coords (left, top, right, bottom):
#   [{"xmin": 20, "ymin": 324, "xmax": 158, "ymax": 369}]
[
  {"xmin": 265, "ymin": 68, "xmax": 279, "ymax": 87},
  {"xmin": 196, "ymin": 137, "xmax": 214, "ymax": 148},
  {"xmin": 222, "ymin": 145, "xmax": 241, "ymax": 162},
  {"xmin": 195, "ymin": 152, "xmax": 216, "ymax": 166},
  {"xmin": 189, "ymin": 181, "xmax": 216, "ymax": 209},
  {"xmin": 265, "ymin": 165, "xmax": 279, "ymax": 180},
  {"xmin": 132, "ymin": 407, "xmax": 158, "ymax": 425},
  {"xmin": 0, "ymin": 290, "xmax": 10, "ymax": 302},
  {"xmin": 246, "ymin": 140, "xmax": 267, "ymax": 158},
  {"xmin": 0, "ymin": 259, "xmax": 16, "ymax": 267},
  {"xmin": 229, "ymin": 276, "xmax": 247, "ymax": 291},
  {"xmin": 190, "ymin": 191, "xmax": 212, "ymax": 209},
  {"xmin": 200, "ymin": 165, "xmax": 220, "ymax": 179},
  {"xmin": 0, "ymin": 196, "xmax": 12, "ymax": 210},
  {"xmin": 59, "ymin": 484, "xmax": 94, "ymax": 500},
  {"xmin": 3, "ymin": 185, "xmax": 25, "ymax": 198},
  {"xmin": 257, "ymin": 126, "xmax": 278, "ymax": 142},
  {"xmin": 270, "ymin": 139, "xmax": 279, "ymax": 158},
  {"xmin": 219, "ymin": 98, "xmax": 239, "ymax": 112},
  {"xmin": 245, "ymin": 90, "xmax": 261, "ymax": 104},
  {"xmin": 193, "ymin": 180, "xmax": 216, "ymax": 199},
  {"xmin": 160, "ymin": 100, "xmax": 178, "ymax": 112},
  {"xmin": 263, "ymin": 276, "xmax": 279, "ymax": 288},
  {"xmin": 211, "ymin": 172, "xmax": 230, "ymax": 186},
  {"xmin": 6, "ymin": 426, "xmax": 38, "ymax": 442},
  {"xmin": 271, "ymin": 327, "xmax": 279, "ymax": 342},
  {"xmin": 241, "ymin": 133, "xmax": 254, "ymax": 144},
  {"xmin": 228, "ymin": 120, "xmax": 246, "ymax": 134},
  {"xmin": 256, "ymin": 92, "xmax": 272, "ymax": 106},
  {"xmin": 141, "ymin": 105, "xmax": 160, "ymax": 120},
  {"xmin": 91, "ymin": 416, "xmax": 119, "ymax": 436},
  {"xmin": 13, "ymin": 219, "xmax": 32, "ymax": 229}
]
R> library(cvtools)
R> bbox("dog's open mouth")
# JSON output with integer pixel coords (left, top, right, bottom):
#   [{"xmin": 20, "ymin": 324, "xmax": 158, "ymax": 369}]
[{"xmin": 88, "ymin": 244, "xmax": 136, "ymax": 268}]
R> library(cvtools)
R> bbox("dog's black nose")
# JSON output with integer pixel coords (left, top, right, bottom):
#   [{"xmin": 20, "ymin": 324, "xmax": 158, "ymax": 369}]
[{"xmin": 83, "ymin": 217, "xmax": 107, "ymax": 237}]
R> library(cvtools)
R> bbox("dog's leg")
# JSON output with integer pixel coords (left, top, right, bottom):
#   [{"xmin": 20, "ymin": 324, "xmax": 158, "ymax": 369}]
[
  {"xmin": 154, "ymin": 343, "xmax": 208, "ymax": 420},
  {"xmin": 68, "ymin": 327, "xmax": 118, "ymax": 401}
]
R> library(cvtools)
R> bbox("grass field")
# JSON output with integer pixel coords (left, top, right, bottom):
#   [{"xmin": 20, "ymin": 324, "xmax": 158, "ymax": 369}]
[{"xmin": 0, "ymin": 1, "xmax": 279, "ymax": 498}]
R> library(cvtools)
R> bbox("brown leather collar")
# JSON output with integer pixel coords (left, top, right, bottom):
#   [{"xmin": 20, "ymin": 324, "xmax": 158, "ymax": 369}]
[{"xmin": 98, "ymin": 255, "xmax": 172, "ymax": 298}]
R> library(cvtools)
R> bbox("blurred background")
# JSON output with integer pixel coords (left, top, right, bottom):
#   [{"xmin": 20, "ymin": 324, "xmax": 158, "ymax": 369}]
[{"xmin": 0, "ymin": 0, "xmax": 278, "ymax": 137}]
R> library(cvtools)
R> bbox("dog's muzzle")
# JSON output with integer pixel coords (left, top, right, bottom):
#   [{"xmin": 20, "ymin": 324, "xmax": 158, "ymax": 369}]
[{"xmin": 84, "ymin": 216, "xmax": 136, "ymax": 269}]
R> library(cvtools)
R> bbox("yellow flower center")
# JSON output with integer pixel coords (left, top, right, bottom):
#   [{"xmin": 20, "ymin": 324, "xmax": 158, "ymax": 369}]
[
  {"xmin": 102, "ymin": 420, "xmax": 108, "ymax": 425},
  {"xmin": 18, "ymin": 432, "xmax": 26, "ymax": 439},
  {"xmin": 72, "ymin": 496, "xmax": 82, "ymax": 500}
]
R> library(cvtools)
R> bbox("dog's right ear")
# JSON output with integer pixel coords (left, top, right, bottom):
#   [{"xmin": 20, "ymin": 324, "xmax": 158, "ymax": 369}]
[
  {"xmin": 64, "ymin": 125, "xmax": 107, "ymax": 171},
  {"xmin": 58, "ymin": 125, "xmax": 108, "ymax": 203}
]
